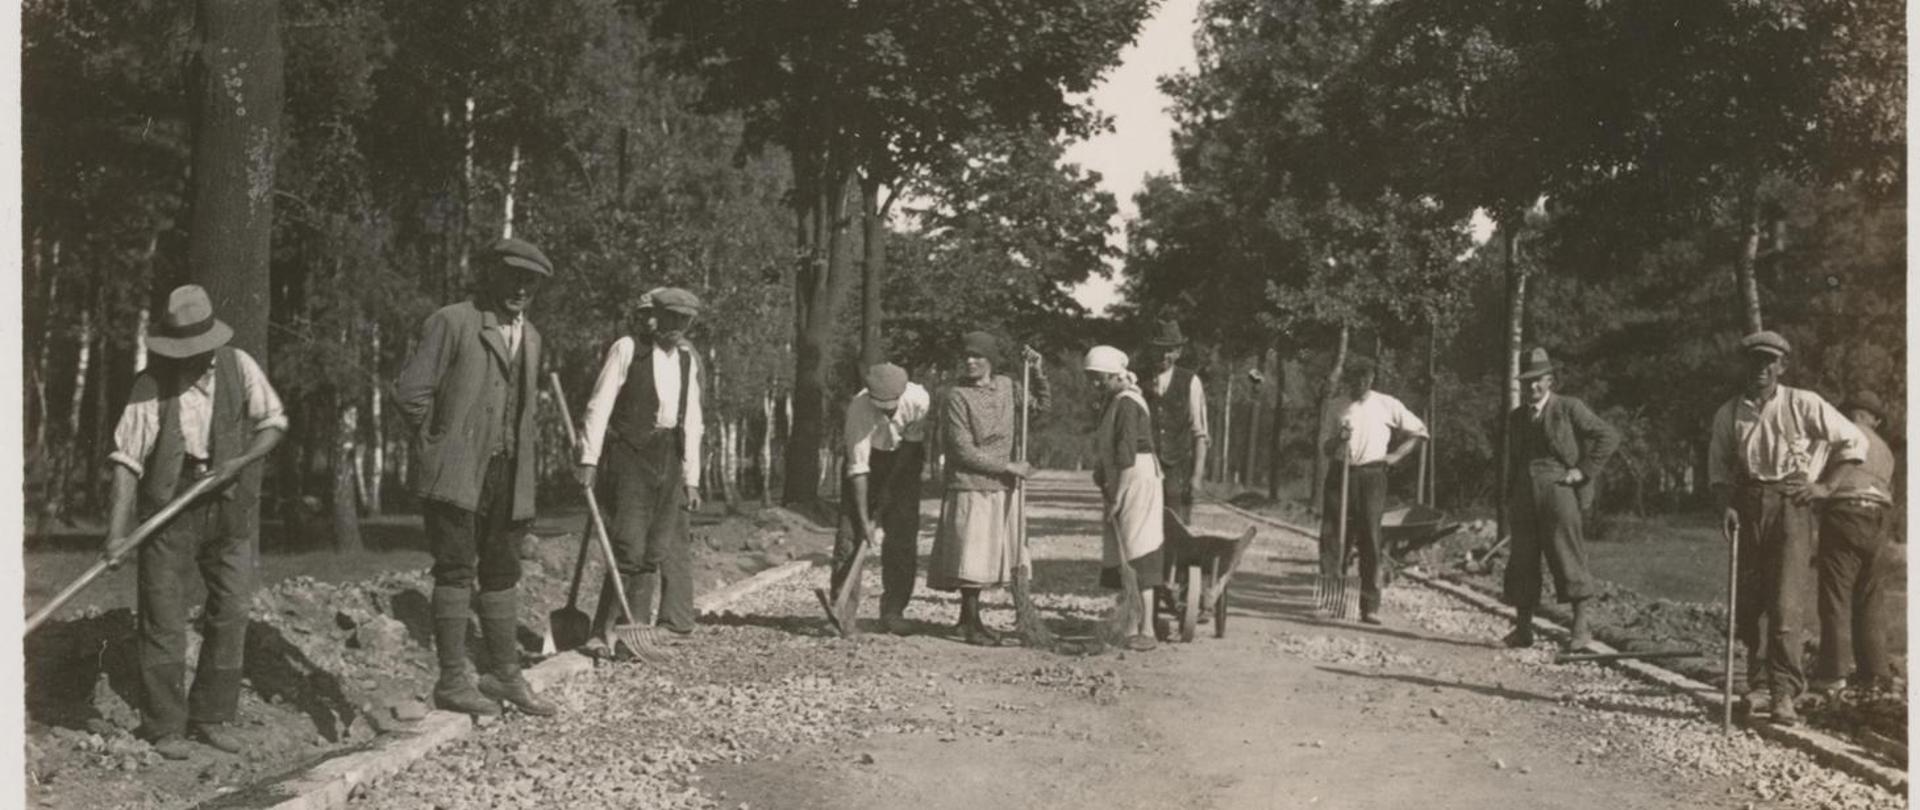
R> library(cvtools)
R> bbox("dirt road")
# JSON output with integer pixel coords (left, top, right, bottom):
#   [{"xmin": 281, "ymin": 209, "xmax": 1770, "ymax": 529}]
[{"xmin": 352, "ymin": 472, "xmax": 1899, "ymax": 810}]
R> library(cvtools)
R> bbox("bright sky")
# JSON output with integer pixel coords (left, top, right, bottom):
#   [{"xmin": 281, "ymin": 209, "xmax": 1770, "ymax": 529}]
[{"xmin": 1064, "ymin": 0, "xmax": 1203, "ymax": 317}]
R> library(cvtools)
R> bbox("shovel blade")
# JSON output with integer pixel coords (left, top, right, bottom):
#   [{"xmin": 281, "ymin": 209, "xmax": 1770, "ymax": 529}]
[{"xmin": 546, "ymin": 607, "xmax": 593, "ymax": 653}]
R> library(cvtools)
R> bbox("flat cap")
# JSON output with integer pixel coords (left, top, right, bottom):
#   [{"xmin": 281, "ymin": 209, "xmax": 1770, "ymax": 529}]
[
  {"xmin": 863, "ymin": 363, "xmax": 909, "ymax": 404},
  {"xmin": 1844, "ymin": 390, "xmax": 1887, "ymax": 422},
  {"xmin": 643, "ymin": 287, "xmax": 702, "ymax": 316},
  {"xmin": 489, "ymin": 237, "xmax": 552, "ymax": 276},
  {"xmin": 1341, "ymin": 356, "xmax": 1378, "ymax": 379},
  {"xmin": 961, "ymin": 330, "xmax": 1001, "ymax": 358},
  {"xmin": 1740, "ymin": 330, "xmax": 1791, "ymax": 357}
]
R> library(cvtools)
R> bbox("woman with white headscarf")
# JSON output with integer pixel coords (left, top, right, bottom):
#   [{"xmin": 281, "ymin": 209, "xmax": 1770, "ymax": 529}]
[{"xmin": 1085, "ymin": 345, "xmax": 1164, "ymax": 651}]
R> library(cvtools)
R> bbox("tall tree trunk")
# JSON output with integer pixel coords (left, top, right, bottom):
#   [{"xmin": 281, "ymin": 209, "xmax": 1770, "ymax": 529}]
[
  {"xmin": 783, "ymin": 164, "xmax": 856, "ymax": 505},
  {"xmin": 1498, "ymin": 228, "xmax": 1526, "ymax": 542},
  {"xmin": 858, "ymin": 174, "xmax": 886, "ymax": 367},
  {"xmin": 456, "ymin": 93, "xmax": 475, "ymax": 299},
  {"xmin": 1734, "ymin": 192, "xmax": 1764, "ymax": 333},
  {"xmin": 1267, "ymin": 345, "xmax": 1287, "ymax": 502},
  {"xmin": 760, "ymin": 389, "xmax": 775, "ymax": 503},
  {"xmin": 88, "ymin": 285, "xmax": 113, "ymax": 512},
  {"xmin": 333, "ymin": 400, "xmax": 363, "ymax": 552},
  {"xmin": 1310, "ymin": 325, "xmax": 1350, "ymax": 514},
  {"xmin": 1243, "ymin": 353, "xmax": 1262, "ymax": 488},
  {"xmin": 1219, "ymin": 363, "xmax": 1234, "ymax": 484},
  {"xmin": 365, "ymin": 323, "xmax": 384, "ymax": 514},
  {"xmin": 187, "ymin": 0, "xmax": 282, "ymax": 362},
  {"xmin": 502, "ymin": 141, "xmax": 521, "ymax": 238}
]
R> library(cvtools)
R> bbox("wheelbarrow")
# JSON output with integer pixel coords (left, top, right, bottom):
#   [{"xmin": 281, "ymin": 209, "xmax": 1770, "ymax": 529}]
[
  {"xmin": 1154, "ymin": 510, "xmax": 1258, "ymax": 643},
  {"xmin": 1376, "ymin": 501, "xmax": 1460, "ymax": 587}
]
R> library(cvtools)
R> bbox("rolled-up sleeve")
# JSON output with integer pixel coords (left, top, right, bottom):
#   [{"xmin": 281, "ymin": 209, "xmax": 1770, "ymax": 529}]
[
  {"xmin": 844, "ymin": 396, "xmax": 877, "ymax": 477},
  {"xmin": 234, "ymin": 349, "xmax": 288, "ymax": 433},
  {"xmin": 1807, "ymin": 392, "xmax": 1867, "ymax": 465},
  {"xmin": 1187, "ymin": 376, "xmax": 1209, "ymax": 438},
  {"xmin": 108, "ymin": 377, "xmax": 161, "ymax": 477}
]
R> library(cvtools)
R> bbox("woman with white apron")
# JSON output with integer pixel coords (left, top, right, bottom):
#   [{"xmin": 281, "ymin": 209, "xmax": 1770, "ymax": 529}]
[{"xmin": 1085, "ymin": 346, "xmax": 1165, "ymax": 652}]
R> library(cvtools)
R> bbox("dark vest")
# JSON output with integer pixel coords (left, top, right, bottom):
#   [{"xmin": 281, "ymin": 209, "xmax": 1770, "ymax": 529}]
[
  {"xmin": 137, "ymin": 347, "xmax": 263, "ymax": 520},
  {"xmin": 609, "ymin": 339, "xmax": 692, "ymax": 456},
  {"xmin": 490, "ymin": 339, "xmax": 524, "ymax": 458},
  {"xmin": 1522, "ymin": 407, "xmax": 1559, "ymax": 465},
  {"xmin": 1143, "ymin": 367, "xmax": 1196, "ymax": 476}
]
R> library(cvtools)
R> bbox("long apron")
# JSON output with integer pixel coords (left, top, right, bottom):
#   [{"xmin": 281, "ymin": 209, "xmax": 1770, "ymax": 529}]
[{"xmin": 1098, "ymin": 390, "xmax": 1166, "ymax": 590}]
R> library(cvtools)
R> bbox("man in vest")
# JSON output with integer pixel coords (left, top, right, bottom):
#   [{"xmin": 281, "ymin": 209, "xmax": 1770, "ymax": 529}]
[
  {"xmin": 104, "ymin": 284, "xmax": 286, "ymax": 759},
  {"xmin": 1812, "ymin": 390, "xmax": 1899, "ymax": 696},
  {"xmin": 395, "ymin": 238, "xmax": 558, "ymax": 717},
  {"xmin": 576, "ymin": 287, "xmax": 706, "ymax": 651},
  {"xmin": 1500, "ymin": 348, "xmax": 1619, "ymax": 651},
  {"xmin": 1708, "ymin": 330, "xmax": 1865, "ymax": 726},
  {"xmin": 835, "ymin": 362, "xmax": 932, "ymax": 635},
  {"xmin": 1318, "ymin": 357, "xmax": 1427, "ymax": 625},
  {"xmin": 1140, "ymin": 320, "xmax": 1209, "ymax": 523}
]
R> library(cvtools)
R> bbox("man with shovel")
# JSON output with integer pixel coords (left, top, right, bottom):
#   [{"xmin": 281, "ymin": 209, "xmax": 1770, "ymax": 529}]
[
  {"xmin": 1317, "ymin": 357, "xmax": 1426, "ymax": 625},
  {"xmin": 1499, "ymin": 348, "xmax": 1619, "ymax": 651},
  {"xmin": 1707, "ymin": 330, "xmax": 1865, "ymax": 726},
  {"xmin": 104, "ymin": 284, "xmax": 285, "ymax": 759},
  {"xmin": 829, "ymin": 363, "xmax": 931, "ymax": 635},
  {"xmin": 395, "ymin": 238, "xmax": 558, "ymax": 718},
  {"xmin": 576, "ymin": 287, "xmax": 706, "ymax": 650}
]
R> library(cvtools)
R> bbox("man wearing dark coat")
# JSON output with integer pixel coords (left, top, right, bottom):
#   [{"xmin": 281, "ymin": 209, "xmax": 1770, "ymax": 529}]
[
  {"xmin": 1140, "ymin": 320, "xmax": 1209, "ymax": 524},
  {"xmin": 1499, "ymin": 348, "xmax": 1620, "ymax": 652},
  {"xmin": 395, "ymin": 238, "xmax": 558, "ymax": 717}
]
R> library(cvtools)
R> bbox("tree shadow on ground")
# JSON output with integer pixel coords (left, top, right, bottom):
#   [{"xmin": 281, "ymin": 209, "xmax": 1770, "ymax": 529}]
[
  {"xmin": 1316, "ymin": 665, "xmax": 1703, "ymax": 722},
  {"xmin": 1223, "ymin": 568, "xmax": 1503, "ymax": 651}
]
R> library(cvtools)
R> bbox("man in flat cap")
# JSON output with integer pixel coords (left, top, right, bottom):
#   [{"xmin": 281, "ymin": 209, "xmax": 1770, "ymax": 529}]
[
  {"xmin": 831, "ymin": 362, "xmax": 932, "ymax": 635},
  {"xmin": 1140, "ymin": 320, "xmax": 1209, "ymax": 524},
  {"xmin": 1708, "ymin": 330, "xmax": 1864, "ymax": 725},
  {"xmin": 395, "ymin": 237, "xmax": 558, "ymax": 717},
  {"xmin": 577, "ymin": 286, "xmax": 706, "ymax": 650},
  {"xmin": 104, "ymin": 284, "xmax": 286, "ymax": 758},
  {"xmin": 1499, "ymin": 348, "xmax": 1619, "ymax": 651},
  {"xmin": 1317, "ymin": 356, "xmax": 1426, "ymax": 625},
  {"xmin": 1811, "ymin": 389, "xmax": 1900, "ymax": 695}
]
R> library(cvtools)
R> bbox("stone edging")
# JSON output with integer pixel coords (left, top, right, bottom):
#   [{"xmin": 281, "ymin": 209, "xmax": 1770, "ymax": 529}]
[
  {"xmin": 244, "ymin": 556, "xmax": 830, "ymax": 810},
  {"xmin": 1204, "ymin": 497, "xmax": 1908, "ymax": 795}
]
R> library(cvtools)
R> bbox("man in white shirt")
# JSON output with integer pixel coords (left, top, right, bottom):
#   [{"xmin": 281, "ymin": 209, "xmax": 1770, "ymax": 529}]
[
  {"xmin": 1317, "ymin": 357, "xmax": 1427, "ymax": 624},
  {"xmin": 103, "ymin": 285, "xmax": 285, "ymax": 758},
  {"xmin": 1140, "ymin": 320, "xmax": 1209, "ymax": 523},
  {"xmin": 576, "ymin": 287, "xmax": 706, "ymax": 648},
  {"xmin": 833, "ymin": 363, "xmax": 931, "ymax": 635}
]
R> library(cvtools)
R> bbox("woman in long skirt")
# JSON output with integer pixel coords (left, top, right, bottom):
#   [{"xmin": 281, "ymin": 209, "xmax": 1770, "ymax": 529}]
[
  {"xmin": 928, "ymin": 331, "xmax": 1048, "ymax": 645},
  {"xmin": 1085, "ymin": 346, "xmax": 1164, "ymax": 651}
]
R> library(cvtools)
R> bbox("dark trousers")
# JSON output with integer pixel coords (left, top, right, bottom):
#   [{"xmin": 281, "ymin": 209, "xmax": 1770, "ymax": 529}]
[
  {"xmin": 1731, "ymin": 482, "xmax": 1817, "ymax": 696},
  {"xmin": 1503, "ymin": 460, "xmax": 1595, "ymax": 609},
  {"xmin": 1320, "ymin": 463, "xmax": 1388, "ymax": 614},
  {"xmin": 1161, "ymin": 461, "xmax": 1193, "ymax": 523},
  {"xmin": 833, "ymin": 442, "xmax": 925, "ymax": 618},
  {"xmin": 137, "ymin": 487, "xmax": 256, "ymax": 737},
  {"xmin": 1815, "ymin": 501, "xmax": 1894, "ymax": 687},
  {"xmin": 598, "ymin": 431, "xmax": 693, "ymax": 633},
  {"xmin": 425, "ymin": 455, "xmax": 524, "ymax": 592}
]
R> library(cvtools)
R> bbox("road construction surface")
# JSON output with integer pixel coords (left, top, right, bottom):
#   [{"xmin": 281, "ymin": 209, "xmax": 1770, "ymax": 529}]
[{"xmin": 352, "ymin": 472, "xmax": 1899, "ymax": 810}]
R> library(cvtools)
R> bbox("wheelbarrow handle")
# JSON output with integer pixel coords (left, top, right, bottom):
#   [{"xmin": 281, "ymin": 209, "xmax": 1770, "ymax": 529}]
[{"xmin": 26, "ymin": 474, "xmax": 227, "ymax": 635}]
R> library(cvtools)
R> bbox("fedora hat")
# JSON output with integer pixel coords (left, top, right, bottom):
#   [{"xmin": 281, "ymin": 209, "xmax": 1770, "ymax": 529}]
[
  {"xmin": 1147, "ymin": 319, "xmax": 1186, "ymax": 348},
  {"xmin": 1517, "ymin": 347, "xmax": 1559, "ymax": 381},
  {"xmin": 145, "ymin": 285, "xmax": 234, "ymax": 359}
]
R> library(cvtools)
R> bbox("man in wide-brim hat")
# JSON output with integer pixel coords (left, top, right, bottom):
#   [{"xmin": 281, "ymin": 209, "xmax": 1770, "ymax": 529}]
[
  {"xmin": 576, "ymin": 286, "xmax": 707, "ymax": 650},
  {"xmin": 396, "ymin": 237, "xmax": 559, "ymax": 717},
  {"xmin": 103, "ymin": 284, "xmax": 286, "ymax": 759},
  {"xmin": 1707, "ymin": 329, "xmax": 1865, "ymax": 726},
  {"xmin": 1139, "ymin": 319, "xmax": 1209, "ymax": 524},
  {"xmin": 1498, "ymin": 347, "xmax": 1619, "ymax": 652}
]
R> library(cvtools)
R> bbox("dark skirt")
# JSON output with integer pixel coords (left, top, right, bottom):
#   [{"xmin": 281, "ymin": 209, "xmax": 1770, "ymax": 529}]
[{"xmin": 1099, "ymin": 546, "xmax": 1166, "ymax": 590}]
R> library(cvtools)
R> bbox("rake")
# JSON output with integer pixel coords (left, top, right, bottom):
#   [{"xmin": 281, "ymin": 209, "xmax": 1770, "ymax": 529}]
[
  {"xmin": 1009, "ymin": 346, "xmax": 1056, "ymax": 649},
  {"xmin": 550, "ymin": 373, "xmax": 670, "ymax": 666},
  {"xmin": 1314, "ymin": 455, "xmax": 1359, "ymax": 620}
]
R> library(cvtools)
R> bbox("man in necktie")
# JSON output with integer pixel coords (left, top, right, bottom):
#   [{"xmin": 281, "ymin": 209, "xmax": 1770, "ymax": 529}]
[
  {"xmin": 395, "ymin": 238, "xmax": 558, "ymax": 718},
  {"xmin": 1499, "ymin": 348, "xmax": 1619, "ymax": 651}
]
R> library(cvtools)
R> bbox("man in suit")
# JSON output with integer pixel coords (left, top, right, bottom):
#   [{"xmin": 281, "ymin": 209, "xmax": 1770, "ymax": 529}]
[
  {"xmin": 1500, "ymin": 348, "xmax": 1620, "ymax": 651},
  {"xmin": 395, "ymin": 238, "xmax": 558, "ymax": 717}
]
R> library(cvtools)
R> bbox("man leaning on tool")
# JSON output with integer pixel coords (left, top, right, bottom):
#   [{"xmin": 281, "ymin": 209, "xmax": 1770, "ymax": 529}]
[
  {"xmin": 1318, "ymin": 357, "xmax": 1427, "ymax": 625},
  {"xmin": 105, "ymin": 284, "xmax": 285, "ymax": 759},
  {"xmin": 576, "ymin": 287, "xmax": 705, "ymax": 652},
  {"xmin": 1810, "ymin": 390, "xmax": 1900, "ymax": 696},
  {"xmin": 395, "ymin": 238, "xmax": 558, "ymax": 717},
  {"xmin": 1708, "ymin": 330, "xmax": 1864, "ymax": 726},
  {"xmin": 1140, "ymin": 319, "xmax": 1209, "ymax": 523},
  {"xmin": 834, "ymin": 362, "xmax": 931, "ymax": 636},
  {"xmin": 1499, "ymin": 348, "xmax": 1619, "ymax": 652}
]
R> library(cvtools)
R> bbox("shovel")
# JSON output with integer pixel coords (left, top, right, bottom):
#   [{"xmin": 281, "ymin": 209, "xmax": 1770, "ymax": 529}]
[
  {"xmin": 542, "ymin": 512, "xmax": 596, "ymax": 654},
  {"xmin": 818, "ymin": 524, "xmax": 877, "ymax": 637},
  {"xmin": 550, "ymin": 373, "xmax": 670, "ymax": 666},
  {"xmin": 26, "ymin": 474, "xmax": 225, "ymax": 635}
]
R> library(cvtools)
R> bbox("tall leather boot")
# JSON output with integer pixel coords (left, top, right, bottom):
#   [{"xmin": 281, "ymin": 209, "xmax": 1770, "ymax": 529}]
[
  {"xmin": 1504, "ymin": 608, "xmax": 1535, "ymax": 648},
  {"xmin": 432, "ymin": 586, "xmax": 500, "ymax": 716},
  {"xmin": 476, "ymin": 589, "xmax": 557, "ymax": 716},
  {"xmin": 1567, "ymin": 599, "xmax": 1595, "ymax": 652}
]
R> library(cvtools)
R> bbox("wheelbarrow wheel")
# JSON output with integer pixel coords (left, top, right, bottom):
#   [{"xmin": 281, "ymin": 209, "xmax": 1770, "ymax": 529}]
[{"xmin": 1179, "ymin": 563, "xmax": 1200, "ymax": 642}]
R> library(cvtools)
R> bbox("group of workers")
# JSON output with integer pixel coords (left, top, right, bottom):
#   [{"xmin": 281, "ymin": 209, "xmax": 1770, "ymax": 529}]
[{"xmin": 97, "ymin": 232, "xmax": 1898, "ymax": 758}]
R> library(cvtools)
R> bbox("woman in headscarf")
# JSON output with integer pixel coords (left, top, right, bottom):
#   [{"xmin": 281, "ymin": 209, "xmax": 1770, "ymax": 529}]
[
  {"xmin": 1085, "ymin": 345, "xmax": 1164, "ymax": 651},
  {"xmin": 928, "ymin": 331, "xmax": 1048, "ymax": 645}
]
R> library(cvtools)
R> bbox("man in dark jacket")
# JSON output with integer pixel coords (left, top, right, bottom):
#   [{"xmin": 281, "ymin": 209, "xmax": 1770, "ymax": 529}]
[
  {"xmin": 1500, "ymin": 348, "xmax": 1620, "ymax": 651},
  {"xmin": 395, "ymin": 238, "xmax": 557, "ymax": 717},
  {"xmin": 1140, "ymin": 320, "xmax": 1208, "ymax": 523},
  {"xmin": 104, "ymin": 284, "xmax": 285, "ymax": 759}
]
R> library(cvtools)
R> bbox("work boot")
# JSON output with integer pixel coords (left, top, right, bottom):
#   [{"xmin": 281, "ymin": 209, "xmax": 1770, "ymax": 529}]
[
  {"xmin": 477, "ymin": 589, "xmax": 557, "ymax": 717},
  {"xmin": 881, "ymin": 614, "xmax": 912, "ymax": 636},
  {"xmin": 431, "ymin": 586, "xmax": 501, "ymax": 716},
  {"xmin": 189, "ymin": 722, "xmax": 244, "ymax": 754},
  {"xmin": 1770, "ymin": 692, "xmax": 1800, "ymax": 726},
  {"xmin": 1566, "ymin": 599, "xmax": 1595, "ymax": 652},
  {"xmin": 151, "ymin": 735, "xmax": 196, "ymax": 761}
]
